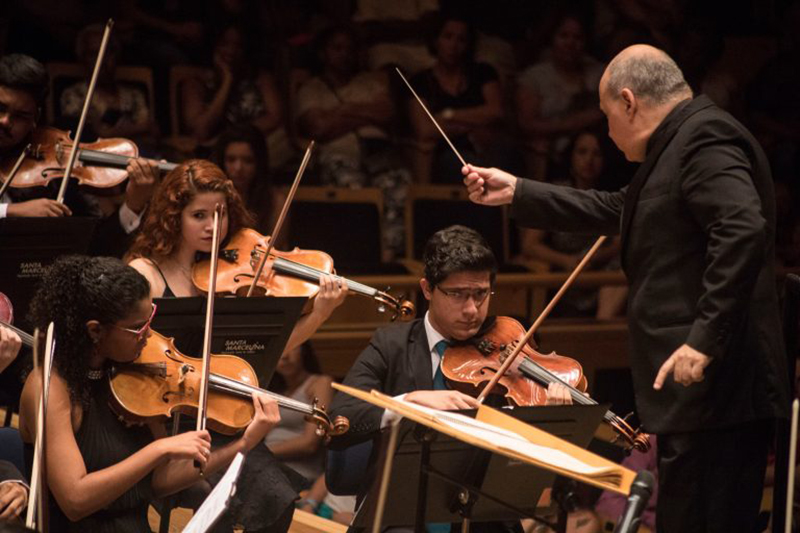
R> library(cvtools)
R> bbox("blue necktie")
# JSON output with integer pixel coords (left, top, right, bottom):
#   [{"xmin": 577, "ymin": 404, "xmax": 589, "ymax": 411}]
[{"xmin": 432, "ymin": 340, "xmax": 449, "ymax": 390}]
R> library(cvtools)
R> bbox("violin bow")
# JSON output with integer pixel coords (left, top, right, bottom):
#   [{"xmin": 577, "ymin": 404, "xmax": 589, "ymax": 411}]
[
  {"xmin": 477, "ymin": 236, "xmax": 608, "ymax": 403},
  {"xmin": 246, "ymin": 141, "xmax": 314, "ymax": 297},
  {"xmin": 195, "ymin": 204, "xmax": 224, "ymax": 472},
  {"xmin": 396, "ymin": 67, "xmax": 467, "ymax": 167},
  {"xmin": 26, "ymin": 322, "xmax": 55, "ymax": 531},
  {"xmin": 0, "ymin": 144, "xmax": 31, "ymax": 198},
  {"xmin": 56, "ymin": 18, "xmax": 114, "ymax": 204}
]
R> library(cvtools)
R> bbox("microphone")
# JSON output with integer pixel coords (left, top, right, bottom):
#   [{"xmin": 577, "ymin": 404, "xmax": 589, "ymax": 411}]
[{"xmin": 614, "ymin": 470, "xmax": 655, "ymax": 533}]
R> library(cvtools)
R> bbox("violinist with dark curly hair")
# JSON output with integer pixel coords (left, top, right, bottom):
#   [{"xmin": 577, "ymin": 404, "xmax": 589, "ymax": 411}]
[{"xmin": 18, "ymin": 255, "xmax": 284, "ymax": 532}]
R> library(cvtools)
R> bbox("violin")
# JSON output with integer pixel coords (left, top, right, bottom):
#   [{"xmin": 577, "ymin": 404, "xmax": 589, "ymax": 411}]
[
  {"xmin": 192, "ymin": 228, "xmax": 415, "ymax": 321},
  {"xmin": 0, "ymin": 126, "xmax": 176, "ymax": 190},
  {"xmin": 109, "ymin": 329, "xmax": 350, "ymax": 438},
  {"xmin": 442, "ymin": 316, "xmax": 651, "ymax": 453},
  {"xmin": 0, "ymin": 292, "xmax": 34, "ymax": 347}
]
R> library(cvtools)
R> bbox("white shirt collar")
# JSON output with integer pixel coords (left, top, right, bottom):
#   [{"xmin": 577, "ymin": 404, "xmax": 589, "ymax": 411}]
[{"xmin": 423, "ymin": 311, "xmax": 447, "ymax": 353}]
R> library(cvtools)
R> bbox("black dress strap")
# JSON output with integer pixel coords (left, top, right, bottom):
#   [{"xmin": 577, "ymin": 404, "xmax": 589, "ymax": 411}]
[{"xmin": 150, "ymin": 260, "xmax": 176, "ymax": 298}]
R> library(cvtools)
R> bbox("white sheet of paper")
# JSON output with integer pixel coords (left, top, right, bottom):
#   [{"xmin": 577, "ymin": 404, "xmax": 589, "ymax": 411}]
[
  {"xmin": 183, "ymin": 452, "xmax": 245, "ymax": 533},
  {"xmin": 388, "ymin": 398, "xmax": 612, "ymax": 477}
]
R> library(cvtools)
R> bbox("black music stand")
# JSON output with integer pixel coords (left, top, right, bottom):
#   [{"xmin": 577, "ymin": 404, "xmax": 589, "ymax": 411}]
[
  {"xmin": 151, "ymin": 296, "xmax": 307, "ymax": 387},
  {"xmin": 151, "ymin": 295, "xmax": 306, "ymax": 533},
  {"xmin": 0, "ymin": 217, "xmax": 97, "ymax": 331},
  {"xmin": 353, "ymin": 404, "xmax": 608, "ymax": 532}
]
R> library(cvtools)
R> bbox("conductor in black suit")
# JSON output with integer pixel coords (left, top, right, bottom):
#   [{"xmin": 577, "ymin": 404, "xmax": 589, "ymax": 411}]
[{"xmin": 464, "ymin": 44, "xmax": 790, "ymax": 532}]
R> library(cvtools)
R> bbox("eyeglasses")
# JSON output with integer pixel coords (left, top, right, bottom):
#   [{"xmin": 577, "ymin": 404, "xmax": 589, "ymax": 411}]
[
  {"xmin": 435, "ymin": 286, "xmax": 493, "ymax": 305},
  {"xmin": 112, "ymin": 303, "xmax": 157, "ymax": 340},
  {"xmin": 0, "ymin": 102, "xmax": 37, "ymax": 125}
]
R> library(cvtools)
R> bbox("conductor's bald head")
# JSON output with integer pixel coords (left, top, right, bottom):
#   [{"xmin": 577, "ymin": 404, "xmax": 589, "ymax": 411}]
[
  {"xmin": 598, "ymin": 45, "xmax": 693, "ymax": 162},
  {"xmin": 603, "ymin": 45, "xmax": 692, "ymax": 105}
]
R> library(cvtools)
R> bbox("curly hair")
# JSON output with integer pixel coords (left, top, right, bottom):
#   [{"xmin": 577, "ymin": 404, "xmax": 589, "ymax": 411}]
[
  {"xmin": 127, "ymin": 159, "xmax": 254, "ymax": 260},
  {"xmin": 423, "ymin": 225, "xmax": 497, "ymax": 287},
  {"xmin": 27, "ymin": 255, "xmax": 151, "ymax": 405}
]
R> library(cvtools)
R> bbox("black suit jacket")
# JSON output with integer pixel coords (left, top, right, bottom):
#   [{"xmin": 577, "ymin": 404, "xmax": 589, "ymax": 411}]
[
  {"xmin": 329, "ymin": 318, "xmax": 433, "ymax": 450},
  {"xmin": 511, "ymin": 96, "xmax": 790, "ymax": 433}
]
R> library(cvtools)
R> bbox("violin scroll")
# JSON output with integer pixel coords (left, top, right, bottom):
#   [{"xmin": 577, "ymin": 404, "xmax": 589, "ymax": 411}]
[
  {"xmin": 375, "ymin": 289, "xmax": 415, "ymax": 322},
  {"xmin": 607, "ymin": 414, "xmax": 651, "ymax": 454},
  {"xmin": 309, "ymin": 399, "xmax": 350, "ymax": 439}
]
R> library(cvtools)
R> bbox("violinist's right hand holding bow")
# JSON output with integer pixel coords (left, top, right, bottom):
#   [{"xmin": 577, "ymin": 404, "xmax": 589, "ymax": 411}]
[
  {"xmin": 6, "ymin": 197, "xmax": 72, "ymax": 218},
  {"xmin": 462, "ymin": 164, "xmax": 518, "ymax": 206},
  {"xmin": 151, "ymin": 393, "xmax": 278, "ymax": 496}
]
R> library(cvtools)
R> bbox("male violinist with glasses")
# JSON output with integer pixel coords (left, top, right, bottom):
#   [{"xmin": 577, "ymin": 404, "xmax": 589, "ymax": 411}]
[
  {"xmin": 0, "ymin": 53, "xmax": 157, "ymax": 257},
  {"xmin": 330, "ymin": 225, "xmax": 570, "ymax": 533}
]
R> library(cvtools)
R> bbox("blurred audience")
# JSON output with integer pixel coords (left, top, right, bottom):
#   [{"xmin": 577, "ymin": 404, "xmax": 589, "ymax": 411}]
[
  {"xmin": 181, "ymin": 23, "xmax": 291, "ymax": 167},
  {"xmin": 213, "ymin": 124, "xmax": 286, "ymax": 240},
  {"xmin": 513, "ymin": 130, "xmax": 626, "ymax": 319},
  {"xmin": 266, "ymin": 342, "xmax": 332, "ymax": 484},
  {"xmin": 352, "ymin": 0, "xmax": 439, "ymax": 75},
  {"xmin": 408, "ymin": 14, "xmax": 513, "ymax": 184},
  {"xmin": 515, "ymin": 13, "xmax": 604, "ymax": 180},
  {"xmin": 59, "ymin": 24, "xmax": 157, "ymax": 148},
  {"xmin": 295, "ymin": 24, "xmax": 410, "ymax": 261}
]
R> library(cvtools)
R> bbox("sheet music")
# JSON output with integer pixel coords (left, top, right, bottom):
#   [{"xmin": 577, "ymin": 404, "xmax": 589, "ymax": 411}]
[
  {"xmin": 183, "ymin": 452, "xmax": 245, "ymax": 533},
  {"xmin": 389, "ymin": 398, "xmax": 616, "ymax": 479}
]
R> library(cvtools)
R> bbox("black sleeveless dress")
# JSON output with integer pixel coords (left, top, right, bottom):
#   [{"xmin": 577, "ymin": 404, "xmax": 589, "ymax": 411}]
[
  {"xmin": 26, "ymin": 377, "xmax": 154, "ymax": 533},
  {"xmin": 152, "ymin": 262, "xmax": 304, "ymax": 532}
]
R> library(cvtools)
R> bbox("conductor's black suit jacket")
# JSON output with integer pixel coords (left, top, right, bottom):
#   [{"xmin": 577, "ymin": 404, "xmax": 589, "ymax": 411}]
[{"xmin": 510, "ymin": 96, "xmax": 789, "ymax": 433}]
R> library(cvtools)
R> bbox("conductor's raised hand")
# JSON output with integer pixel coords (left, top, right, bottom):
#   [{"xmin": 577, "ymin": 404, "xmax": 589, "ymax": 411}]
[
  {"xmin": 241, "ymin": 392, "xmax": 281, "ymax": 450},
  {"xmin": 653, "ymin": 343, "xmax": 711, "ymax": 390},
  {"xmin": 462, "ymin": 164, "xmax": 517, "ymax": 206},
  {"xmin": 405, "ymin": 390, "xmax": 480, "ymax": 411}
]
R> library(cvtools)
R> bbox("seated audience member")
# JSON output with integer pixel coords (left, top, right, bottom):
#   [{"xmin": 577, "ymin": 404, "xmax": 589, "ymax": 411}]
[
  {"xmin": 59, "ymin": 24, "xmax": 157, "ymax": 148},
  {"xmin": 295, "ymin": 24, "xmax": 410, "ymax": 261},
  {"xmin": 213, "ymin": 124, "xmax": 286, "ymax": 239},
  {"xmin": 408, "ymin": 14, "xmax": 509, "ymax": 185},
  {"xmin": 513, "ymin": 131, "xmax": 626, "ymax": 319},
  {"xmin": 0, "ymin": 54, "xmax": 158, "ymax": 258},
  {"xmin": 127, "ymin": 160, "xmax": 346, "ymax": 354},
  {"xmin": 18, "ymin": 255, "xmax": 289, "ymax": 532},
  {"xmin": 515, "ymin": 13, "xmax": 604, "ymax": 179},
  {"xmin": 351, "ymin": 0, "xmax": 439, "ymax": 74},
  {"xmin": 266, "ymin": 342, "xmax": 332, "ymax": 484},
  {"xmin": 296, "ymin": 474, "xmax": 355, "ymax": 526},
  {"xmin": 181, "ymin": 23, "xmax": 291, "ymax": 167}
]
